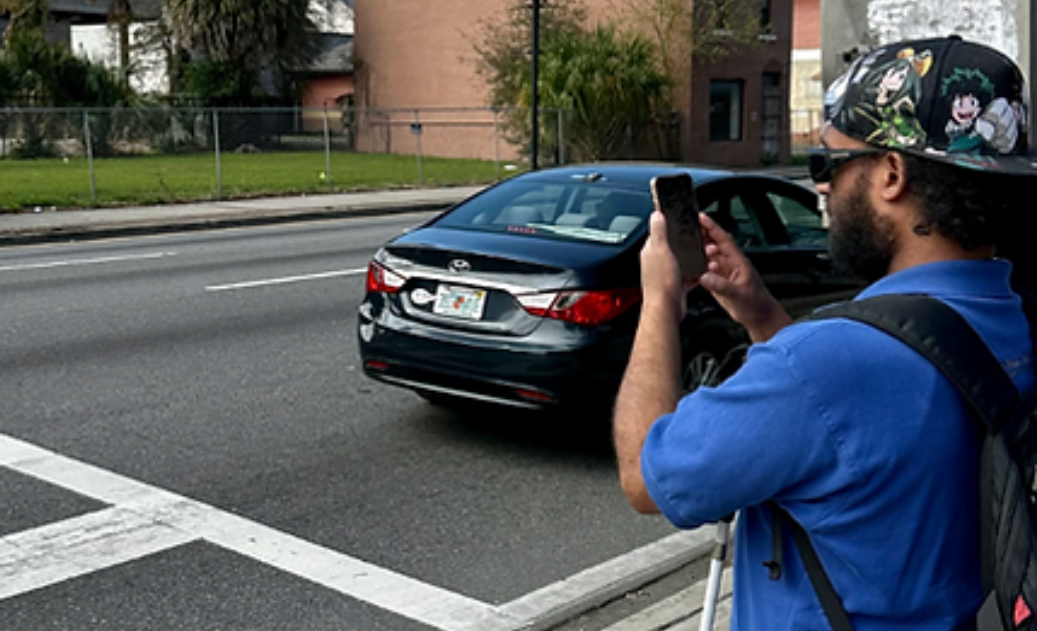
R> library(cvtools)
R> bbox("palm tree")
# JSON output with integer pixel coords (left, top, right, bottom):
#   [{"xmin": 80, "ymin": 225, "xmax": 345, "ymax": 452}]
[
  {"xmin": 162, "ymin": 0, "xmax": 317, "ymax": 101},
  {"xmin": 0, "ymin": 0, "xmax": 48, "ymax": 48},
  {"xmin": 538, "ymin": 26, "xmax": 669, "ymax": 161},
  {"xmin": 473, "ymin": 1, "xmax": 669, "ymax": 163}
]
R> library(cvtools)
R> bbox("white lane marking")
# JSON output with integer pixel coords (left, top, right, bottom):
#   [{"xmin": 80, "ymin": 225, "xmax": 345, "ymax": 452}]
[
  {"xmin": 0, "ymin": 431, "xmax": 709, "ymax": 631},
  {"xmin": 0, "ymin": 252, "xmax": 175, "ymax": 273},
  {"xmin": 0, "ymin": 433, "xmax": 510, "ymax": 631},
  {"xmin": 0, "ymin": 504, "xmax": 196, "ymax": 600},
  {"xmin": 152, "ymin": 503, "xmax": 515, "ymax": 631},
  {"xmin": 205, "ymin": 268, "xmax": 366, "ymax": 292}
]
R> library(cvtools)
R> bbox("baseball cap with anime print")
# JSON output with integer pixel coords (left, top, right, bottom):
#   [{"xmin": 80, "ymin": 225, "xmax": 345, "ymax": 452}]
[{"xmin": 824, "ymin": 34, "xmax": 1037, "ymax": 175}]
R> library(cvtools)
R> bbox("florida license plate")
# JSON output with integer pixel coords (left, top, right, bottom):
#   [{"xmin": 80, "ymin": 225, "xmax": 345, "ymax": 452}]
[{"xmin": 433, "ymin": 284, "xmax": 487, "ymax": 320}]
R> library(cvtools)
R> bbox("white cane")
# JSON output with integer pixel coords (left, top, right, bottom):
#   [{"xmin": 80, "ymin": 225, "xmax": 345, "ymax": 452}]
[{"xmin": 699, "ymin": 514, "xmax": 734, "ymax": 631}]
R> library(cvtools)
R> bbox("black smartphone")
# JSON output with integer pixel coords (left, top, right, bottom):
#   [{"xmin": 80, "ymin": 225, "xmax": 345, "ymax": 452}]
[{"xmin": 650, "ymin": 173, "xmax": 707, "ymax": 278}]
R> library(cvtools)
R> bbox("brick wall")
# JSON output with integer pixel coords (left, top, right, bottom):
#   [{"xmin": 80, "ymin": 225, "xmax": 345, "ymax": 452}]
[
  {"xmin": 793, "ymin": 0, "xmax": 820, "ymax": 50},
  {"xmin": 355, "ymin": 0, "xmax": 793, "ymax": 166}
]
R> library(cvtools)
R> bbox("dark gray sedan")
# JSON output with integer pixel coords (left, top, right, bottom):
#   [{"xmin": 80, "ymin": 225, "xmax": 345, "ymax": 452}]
[{"xmin": 357, "ymin": 163, "xmax": 862, "ymax": 413}]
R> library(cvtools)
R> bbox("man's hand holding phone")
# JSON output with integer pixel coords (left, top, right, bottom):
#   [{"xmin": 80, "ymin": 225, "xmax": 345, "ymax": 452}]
[
  {"xmin": 639, "ymin": 173, "xmax": 704, "ymax": 323},
  {"xmin": 641, "ymin": 172, "xmax": 793, "ymax": 341},
  {"xmin": 697, "ymin": 211, "xmax": 793, "ymax": 343}
]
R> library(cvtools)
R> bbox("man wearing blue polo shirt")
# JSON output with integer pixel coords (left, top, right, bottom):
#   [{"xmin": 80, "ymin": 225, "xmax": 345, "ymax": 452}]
[{"xmin": 614, "ymin": 36, "xmax": 1037, "ymax": 630}]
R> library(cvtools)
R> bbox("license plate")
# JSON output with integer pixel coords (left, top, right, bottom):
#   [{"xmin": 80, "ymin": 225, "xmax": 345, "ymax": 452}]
[{"xmin": 433, "ymin": 284, "xmax": 487, "ymax": 320}]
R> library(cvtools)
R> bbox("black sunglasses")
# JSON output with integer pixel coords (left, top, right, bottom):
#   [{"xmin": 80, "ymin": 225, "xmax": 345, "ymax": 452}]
[{"xmin": 807, "ymin": 148, "xmax": 883, "ymax": 183}]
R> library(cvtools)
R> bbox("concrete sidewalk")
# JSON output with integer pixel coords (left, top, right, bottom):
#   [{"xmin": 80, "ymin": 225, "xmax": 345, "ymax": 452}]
[
  {"xmin": 604, "ymin": 571, "xmax": 732, "ymax": 631},
  {"xmin": 0, "ymin": 164, "xmax": 808, "ymax": 245},
  {"xmin": 0, "ymin": 185, "xmax": 487, "ymax": 245},
  {"xmin": 553, "ymin": 566, "xmax": 733, "ymax": 631}
]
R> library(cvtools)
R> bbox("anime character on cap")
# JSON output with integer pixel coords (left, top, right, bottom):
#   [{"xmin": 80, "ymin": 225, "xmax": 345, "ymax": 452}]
[
  {"xmin": 942, "ymin": 67, "xmax": 1025, "ymax": 155},
  {"xmin": 847, "ymin": 47, "xmax": 933, "ymax": 148}
]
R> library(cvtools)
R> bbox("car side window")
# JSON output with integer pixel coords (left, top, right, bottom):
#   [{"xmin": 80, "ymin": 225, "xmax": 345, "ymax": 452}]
[
  {"xmin": 766, "ymin": 192, "xmax": 827, "ymax": 247},
  {"xmin": 701, "ymin": 194, "xmax": 763, "ymax": 247},
  {"xmin": 730, "ymin": 195, "xmax": 766, "ymax": 247},
  {"xmin": 702, "ymin": 196, "xmax": 737, "ymax": 241}
]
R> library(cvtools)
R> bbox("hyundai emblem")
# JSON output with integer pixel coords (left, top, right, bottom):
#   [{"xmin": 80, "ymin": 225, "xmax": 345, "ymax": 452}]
[{"xmin": 448, "ymin": 259, "xmax": 472, "ymax": 273}]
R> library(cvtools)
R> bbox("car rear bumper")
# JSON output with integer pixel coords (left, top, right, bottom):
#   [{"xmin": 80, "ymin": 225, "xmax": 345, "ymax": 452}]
[{"xmin": 358, "ymin": 307, "xmax": 633, "ymax": 410}]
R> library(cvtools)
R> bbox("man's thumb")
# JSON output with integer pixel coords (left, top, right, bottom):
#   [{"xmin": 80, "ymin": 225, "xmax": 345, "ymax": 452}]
[{"xmin": 697, "ymin": 271, "xmax": 727, "ymax": 295}]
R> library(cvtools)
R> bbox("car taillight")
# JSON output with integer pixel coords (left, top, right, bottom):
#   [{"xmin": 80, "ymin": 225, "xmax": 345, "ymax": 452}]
[
  {"xmin": 518, "ymin": 288, "xmax": 642, "ymax": 326},
  {"xmin": 366, "ymin": 261, "xmax": 406, "ymax": 293}
]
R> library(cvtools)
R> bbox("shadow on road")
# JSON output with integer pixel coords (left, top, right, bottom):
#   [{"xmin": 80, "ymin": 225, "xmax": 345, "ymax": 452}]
[{"xmin": 413, "ymin": 398, "xmax": 617, "ymax": 464}]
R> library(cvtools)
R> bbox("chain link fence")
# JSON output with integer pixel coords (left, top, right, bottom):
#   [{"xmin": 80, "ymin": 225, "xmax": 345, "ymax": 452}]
[
  {"xmin": 0, "ymin": 106, "xmax": 520, "ymax": 208},
  {"xmin": 0, "ymin": 105, "xmax": 682, "ymax": 209}
]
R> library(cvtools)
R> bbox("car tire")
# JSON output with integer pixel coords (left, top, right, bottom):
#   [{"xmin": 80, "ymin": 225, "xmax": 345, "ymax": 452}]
[{"xmin": 681, "ymin": 320, "xmax": 750, "ymax": 394}]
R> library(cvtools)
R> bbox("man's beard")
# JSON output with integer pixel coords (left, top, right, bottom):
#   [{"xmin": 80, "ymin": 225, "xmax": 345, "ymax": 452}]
[{"xmin": 827, "ymin": 173, "xmax": 896, "ymax": 282}]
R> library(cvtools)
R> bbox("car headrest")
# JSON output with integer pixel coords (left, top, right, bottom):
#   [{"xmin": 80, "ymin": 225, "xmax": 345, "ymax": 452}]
[{"xmin": 597, "ymin": 192, "xmax": 643, "ymax": 223}]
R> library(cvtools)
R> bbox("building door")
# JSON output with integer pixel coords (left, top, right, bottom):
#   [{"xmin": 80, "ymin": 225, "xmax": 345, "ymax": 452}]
[{"xmin": 762, "ymin": 73, "xmax": 782, "ymax": 162}]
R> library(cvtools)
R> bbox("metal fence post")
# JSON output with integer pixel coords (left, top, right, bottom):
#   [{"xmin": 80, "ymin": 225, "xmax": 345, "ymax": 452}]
[
  {"xmin": 413, "ymin": 109, "xmax": 424, "ymax": 186},
  {"xmin": 83, "ymin": 110, "xmax": 97, "ymax": 206},
  {"xmin": 323, "ymin": 105, "xmax": 333, "ymax": 190},
  {"xmin": 213, "ymin": 109, "xmax": 223, "ymax": 200},
  {"xmin": 557, "ymin": 109, "xmax": 565, "ymax": 166},
  {"xmin": 493, "ymin": 108, "xmax": 501, "ymax": 180}
]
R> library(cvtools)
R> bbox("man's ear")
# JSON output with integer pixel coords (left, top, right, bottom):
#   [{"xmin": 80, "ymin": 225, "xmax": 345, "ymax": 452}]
[{"xmin": 876, "ymin": 151, "xmax": 909, "ymax": 201}]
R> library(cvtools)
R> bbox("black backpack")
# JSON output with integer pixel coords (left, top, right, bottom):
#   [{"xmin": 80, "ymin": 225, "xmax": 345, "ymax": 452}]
[{"xmin": 766, "ymin": 294, "xmax": 1037, "ymax": 631}]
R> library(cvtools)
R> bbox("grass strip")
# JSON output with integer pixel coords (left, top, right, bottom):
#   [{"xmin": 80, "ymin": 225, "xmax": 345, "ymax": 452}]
[{"xmin": 0, "ymin": 151, "xmax": 512, "ymax": 211}]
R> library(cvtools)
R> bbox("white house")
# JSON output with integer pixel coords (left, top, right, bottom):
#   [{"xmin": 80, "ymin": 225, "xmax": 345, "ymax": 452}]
[
  {"xmin": 70, "ymin": 0, "xmax": 354, "ymax": 97},
  {"xmin": 821, "ymin": 0, "xmax": 1028, "ymax": 85}
]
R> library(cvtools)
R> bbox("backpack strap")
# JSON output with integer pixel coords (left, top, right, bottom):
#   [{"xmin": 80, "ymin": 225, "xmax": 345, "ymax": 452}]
[
  {"xmin": 766, "ymin": 294, "xmax": 1021, "ymax": 630},
  {"xmin": 771, "ymin": 505, "xmax": 856, "ymax": 631}
]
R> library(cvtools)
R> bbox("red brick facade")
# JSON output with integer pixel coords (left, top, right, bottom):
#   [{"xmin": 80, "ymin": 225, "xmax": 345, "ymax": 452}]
[
  {"xmin": 793, "ymin": 0, "xmax": 820, "ymax": 50},
  {"xmin": 354, "ymin": 0, "xmax": 793, "ymax": 167}
]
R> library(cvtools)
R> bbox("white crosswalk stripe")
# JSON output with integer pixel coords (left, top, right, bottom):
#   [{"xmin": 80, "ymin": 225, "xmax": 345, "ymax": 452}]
[{"xmin": 0, "ymin": 432, "xmax": 714, "ymax": 631}]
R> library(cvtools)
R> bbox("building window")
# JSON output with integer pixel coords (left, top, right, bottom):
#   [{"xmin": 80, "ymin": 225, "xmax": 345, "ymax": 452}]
[
  {"xmin": 710, "ymin": 80, "xmax": 743, "ymax": 142},
  {"xmin": 759, "ymin": 0, "xmax": 771, "ymax": 27},
  {"xmin": 714, "ymin": 1, "xmax": 728, "ymax": 28}
]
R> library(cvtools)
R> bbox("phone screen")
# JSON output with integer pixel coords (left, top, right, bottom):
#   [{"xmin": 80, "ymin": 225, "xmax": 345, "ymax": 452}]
[{"xmin": 651, "ymin": 174, "xmax": 707, "ymax": 278}]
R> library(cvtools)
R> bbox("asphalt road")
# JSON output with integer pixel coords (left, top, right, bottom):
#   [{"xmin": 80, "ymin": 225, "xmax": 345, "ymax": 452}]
[{"xmin": 0, "ymin": 212, "xmax": 699, "ymax": 630}]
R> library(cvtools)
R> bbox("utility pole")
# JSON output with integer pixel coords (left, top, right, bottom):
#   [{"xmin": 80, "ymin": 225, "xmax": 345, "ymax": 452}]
[{"xmin": 530, "ymin": 0, "xmax": 541, "ymax": 170}]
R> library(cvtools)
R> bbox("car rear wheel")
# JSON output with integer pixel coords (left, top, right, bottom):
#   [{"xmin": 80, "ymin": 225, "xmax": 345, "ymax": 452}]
[{"xmin": 681, "ymin": 321, "xmax": 749, "ymax": 394}]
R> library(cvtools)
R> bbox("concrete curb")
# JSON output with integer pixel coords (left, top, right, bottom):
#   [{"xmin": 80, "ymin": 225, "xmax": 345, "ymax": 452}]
[
  {"xmin": 0, "ymin": 200, "xmax": 455, "ymax": 246},
  {"xmin": 0, "ymin": 185, "xmax": 488, "ymax": 246},
  {"xmin": 499, "ymin": 528, "xmax": 714, "ymax": 631},
  {"xmin": 601, "ymin": 569, "xmax": 732, "ymax": 631}
]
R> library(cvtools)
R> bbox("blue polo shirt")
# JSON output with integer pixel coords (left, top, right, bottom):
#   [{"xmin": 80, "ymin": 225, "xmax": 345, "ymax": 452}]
[{"xmin": 641, "ymin": 260, "xmax": 1034, "ymax": 630}]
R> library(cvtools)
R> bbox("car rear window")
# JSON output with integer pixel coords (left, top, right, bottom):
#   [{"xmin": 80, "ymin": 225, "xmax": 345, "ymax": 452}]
[{"xmin": 434, "ymin": 179, "xmax": 654, "ymax": 244}]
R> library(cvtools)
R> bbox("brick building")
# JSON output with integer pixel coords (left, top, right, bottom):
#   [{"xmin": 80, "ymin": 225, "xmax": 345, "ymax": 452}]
[
  {"xmin": 790, "ymin": 0, "xmax": 823, "ymax": 151},
  {"xmin": 353, "ymin": 0, "xmax": 794, "ymax": 167}
]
